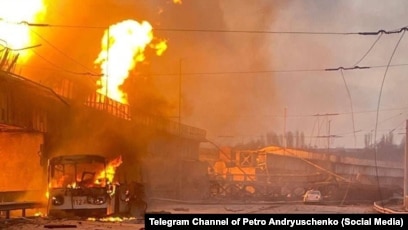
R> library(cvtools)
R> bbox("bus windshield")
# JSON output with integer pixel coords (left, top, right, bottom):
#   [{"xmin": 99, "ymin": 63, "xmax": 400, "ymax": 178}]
[{"xmin": 49, "ymin": 155, "xmax": 107, "ymax": 189}]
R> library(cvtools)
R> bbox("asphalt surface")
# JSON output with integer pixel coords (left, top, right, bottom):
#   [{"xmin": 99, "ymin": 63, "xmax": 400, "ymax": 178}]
[{"xmin": 0, "ymin": 201, "xmax": 379, "ymax": 229}]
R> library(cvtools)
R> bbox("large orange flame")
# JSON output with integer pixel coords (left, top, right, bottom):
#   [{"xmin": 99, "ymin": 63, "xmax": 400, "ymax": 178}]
[
  {"xmin": 95, "ymin": 155, "xmax": 123, "ymax": 185},
  {"xmin": 95, "ymin": 19, "xmax": 167, "ymax": 104},
  {"xmin": 0, "ymin": 0, "xmax": 46, "ymax": 62}
]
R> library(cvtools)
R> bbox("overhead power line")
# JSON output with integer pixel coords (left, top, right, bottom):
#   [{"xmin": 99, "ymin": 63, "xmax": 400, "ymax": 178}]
[
  {"xmin": 339, "ymin": 69, "xmax": 357, "ymax": 147},
  {"xmin": 353, "ymin": 34, "xmax": 383, "ymax": 66},
  {"xmin": 3, "ymin": 19, "xmax": 408, "ymax": 36},
  {"xmin": 315, "ymin": 135, "xmax": 341, "ymax": 138},
  {"xmin": 154, "ymin": 28, "xmax": 357, "ymax": 35},
  {"xmin": 158, "ymin": 26, "xmax": 408, "ymax": 36},
  {"xmin": 31, "ymin": 50, "xmax": 100, "ymax": 76},
  {"xmin": 372, "ymin": 29, "xmax": 406, "ymax": 205},
  {"xmin": 222, "ymin": 106, "xmax": 408, "ymax": 119},
  {"xmin": 3, "ymin": 44, "xmax": 42, "ymax": 51},
  {"xmin": 326, "ymin": 33, "xmax": 385, "ymax": 148},
  {"xmin": 29, "ymin": 29, "xmax": 100, "ymax": 77},
  {"xmin": 312, "ymin": 113, "xmax": 339, "ymax": 117},
  {"xmin": 373, "ymin": 31, "xmax": 406, "ymax": 146},
  {"xmin": 140, "ymin": 62, "xmax": 408, "ymax": 77},
  {"xmin": 325, "ymin": 66, "xmax": 370, "ymax": 71},
  {"xmin": 359, "ymin": 27, "xmax": 408, "ymax": 35}
]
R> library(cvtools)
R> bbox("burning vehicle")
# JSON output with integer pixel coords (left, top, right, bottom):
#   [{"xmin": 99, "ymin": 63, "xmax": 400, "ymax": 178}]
[{"xmin": 46, "ymin": 154, "xmax": 143, "ymax": 217}]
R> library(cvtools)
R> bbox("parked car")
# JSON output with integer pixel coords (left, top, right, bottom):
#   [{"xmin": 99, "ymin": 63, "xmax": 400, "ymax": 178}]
[{"xmin": 303, "ymin": 189, "xmax": 322, "ymax": 203}]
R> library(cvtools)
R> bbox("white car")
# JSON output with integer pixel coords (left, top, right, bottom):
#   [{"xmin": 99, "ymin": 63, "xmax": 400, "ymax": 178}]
[{"xmin": 303, "ymin": 190, "xmax": 322, "ymax": 203}]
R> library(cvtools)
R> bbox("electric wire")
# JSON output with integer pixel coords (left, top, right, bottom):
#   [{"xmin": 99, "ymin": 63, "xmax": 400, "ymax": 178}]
[
  {"xmin": 377, "ymin": 112, "xmax": 405, "ymax": 127},
  {"xmin": 232, "ymin": 129, "xmax": 404, "ymax": 140},
  {"xmin": 333, "ymin": 112, "xmax": 406, "ymax": 142},
  {"xmin": 388, "ymin": 118, "xmax": 406, "ymax": 134},
  {"xmin": 224, "ymin": 106, "xmax": 408, "ymax": 119},
  {"xmin": 373, "ymin": 30, "xmax": 406, "ymax": 207},
  {"xmin": 4, "ymin": 19, "xmax": 408, "ymax": 36},
  {"xmin": 36, "ymin": 24, "xmax": 408, "ymax": 36},
  {"xmin": 140, "ymin": 62, "xmax": 408, "ymax": 77},
  {"xmin": 316, "ymin": 116, "xmax": 328, "ymax": 148},
  {"xmin": 340, "ymin": 69, "xmax": 357, "ymax": 147},
  {"xmin": 5, "ymin": 20, "xmax": 408, "ymax": 79},
  {"xmin": 352, "ymin": 33, "xmax": 383, "ymax": 66},
  {"xmin": 359, "ymin": 27, "xmax": 408, "ymax": 35},
  {"xmin": 29, "ymin": 29, "xmax": 101, "ymax": 77},
  {"xmin": 31, "ymin": 50, "xmax": 99, "ymax": 76},
  {"xmin": 3, "ymin": 16, "xmax": 408, "ymax": 205},
  {"xmin": 154, "ymin": 28, "xmax": 358, "ymax": 35},
  {"xmin": 0, "ymin": 38, "xmax": 6, "ymax": 47},
  {"xmin": 330, "ymin": 33, "xmax": 385, "ymax": 148},
  {"xmin": 4, "ymin": 19, "xmax": 408, "ymax": 137},
  {"xmin": 308, "ymin": 118, "xmax": 318, "ymax": 147}
]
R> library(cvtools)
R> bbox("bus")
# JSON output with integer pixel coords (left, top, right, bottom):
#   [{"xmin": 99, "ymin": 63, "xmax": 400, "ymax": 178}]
[{"xmin": 47, "ymin": 154, "xmax": 121, "ymax": 217}]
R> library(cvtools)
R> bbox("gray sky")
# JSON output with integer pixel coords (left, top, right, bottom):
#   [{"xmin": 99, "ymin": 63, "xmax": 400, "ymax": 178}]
[
  {"xmin": 152, "ymin": 0, "xmax": 408, "ymax": 148},
  {"xmin": 11, "ymin": 0, "xmax": 408, "ymax": 148}
]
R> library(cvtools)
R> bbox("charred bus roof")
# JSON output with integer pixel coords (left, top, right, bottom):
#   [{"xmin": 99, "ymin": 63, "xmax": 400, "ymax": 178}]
[{"xmin": 49, "ymin": 154, "xmax": 106, "ymax": 165}]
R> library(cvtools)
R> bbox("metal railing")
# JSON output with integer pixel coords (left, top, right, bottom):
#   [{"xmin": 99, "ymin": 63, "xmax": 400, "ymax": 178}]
[
  {"xmin": 84, "ymin": 92, "xmax": 206, "ymax": 141},
  {"xmin": 49, "ymin": 77, "xmax": 207, "ymax": 141}
]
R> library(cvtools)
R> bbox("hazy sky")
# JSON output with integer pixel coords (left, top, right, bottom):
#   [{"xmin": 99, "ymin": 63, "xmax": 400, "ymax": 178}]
[{"xmin": 12, "ymin": 0, "xmax": 408, "ymax": 148}]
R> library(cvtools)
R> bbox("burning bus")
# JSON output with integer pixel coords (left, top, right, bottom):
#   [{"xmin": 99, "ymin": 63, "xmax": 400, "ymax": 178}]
[{"xmin": 46, "ymin": 154, "xmax": 128, "ymax": 217}]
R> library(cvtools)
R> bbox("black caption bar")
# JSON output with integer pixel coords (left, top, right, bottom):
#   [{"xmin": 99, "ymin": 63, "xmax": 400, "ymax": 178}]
[{"xmin": 145, "ymin": 213, "xmax": 406, "ymax": 230}]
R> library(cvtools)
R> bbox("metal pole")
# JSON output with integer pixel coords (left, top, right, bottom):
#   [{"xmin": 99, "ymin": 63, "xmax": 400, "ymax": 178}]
[
  {"xmin": 283, "ymin": 107, "xmax": 287, "ymax": 149},
  {"xmin": 179, "ymin": 59, "xmax": 182, "ymax": 129},
  {"xmin": 105, "ymin": 27, "xmax": 110, "ymax": 108},
  {"xmin": 404, "ymin": 120, "xmax": 408, "ymax": 210},
  {"xmin": 328, "ymin": 120, "xmax": 331, "ymax": 154},
  {"xmin": 178, "ymin": 58, "xmax": 182, "ymax": 199}
]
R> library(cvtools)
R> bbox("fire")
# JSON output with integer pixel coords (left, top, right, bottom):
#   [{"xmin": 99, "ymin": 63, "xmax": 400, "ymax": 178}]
[
  {"xmin": 95, "ymin": 19, "xmax": 167, "ymax": 104},
  {"xmin": 0, "ymin": 0, "xmax": 46, "ymax": 62},
  {"xmin": 173, "ymin": 0, "xmax": 183, "ymax": 4},
  {"xmin": 152, "ymin": 40, "xmax": 168, "ymax": 56},
  {"xmin": 34, "ymin": 211, "xmax": 44, "ymax": 217},
  {"xmin": 87, "ymin": 216, "xmax": 136, "ymax": 222},
  {"xmin": 68, "ymin": 182, "xmax": 77, "ymax": 188},
  {"xmin": 95, "ymin": 155, "xmax": 123, "ymax": 185}
]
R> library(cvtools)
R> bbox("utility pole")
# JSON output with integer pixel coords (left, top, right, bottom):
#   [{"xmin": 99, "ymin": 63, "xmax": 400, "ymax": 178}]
[
  {"xmin": 404, "ymin": 120, "xmax": 408, "ymax": 210},
  {"xmin": 104, "ymin": 27, "xmax": 110, "ymax": 110},
  {"xmin": 178, "ymin": 59, "xmax": 182, "ymax": 129},
  {"xmin": 283, "ymin": 107, "xmax": 287, "ymax": 149},
  {"xmin": 178, "ymin": 58, "xmax": 182, "ymax": 200},
  {"xmin": 328, "ymin": 120, "xmax": 331, "ymax": 153},
  {"xmin": 313, "ymin": 113, "xmax": 339, "ymax": 150}
]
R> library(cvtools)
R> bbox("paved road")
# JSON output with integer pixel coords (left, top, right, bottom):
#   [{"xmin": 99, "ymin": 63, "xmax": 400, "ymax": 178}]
[{"xmin": 1, "ymin": 202, "xmax": 378, "ymax": 229}]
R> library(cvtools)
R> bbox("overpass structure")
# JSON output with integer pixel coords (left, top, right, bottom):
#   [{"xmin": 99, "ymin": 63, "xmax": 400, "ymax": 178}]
[{"xmin": 0, "ymin": 65, "xmax": 207, "ymax": 201}]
